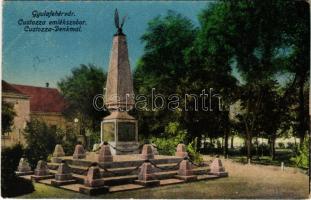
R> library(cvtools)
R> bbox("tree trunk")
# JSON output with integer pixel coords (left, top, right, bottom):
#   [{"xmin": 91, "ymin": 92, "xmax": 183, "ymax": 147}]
[
  {"xmin": 230, "ymin": 135, "xmax": 234, "ymax": 149},
  {"xmin": 269, "ymin": 137, "xmax": 276, "ymax": 160},
  {"xmin": 223, "ymin": 130, "xmax": 229, "ymax": 158},
  {"xmin": 298, "ymin": 78, "xmax": 306, "ymax": 146},
  {"xmin": 246, "ymin": 134, "xmax": 252, "ymax": 159}
]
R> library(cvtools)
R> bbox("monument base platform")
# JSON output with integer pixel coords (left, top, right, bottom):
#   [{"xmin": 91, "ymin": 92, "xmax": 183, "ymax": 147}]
[
  {"xmin": 31, "ymin": 174, "xmax": 54, "ymax": 182},
  {"xmin": 15, "ymin": 171, "xmax": 33, "ymax": 176},
  {"xmin": 134, "ymin": 179, "xmax": 160, "ymax": 187},
  {"xmin": 51, "ymin": 179, "xmax": 77, "ymax": 186},
  {"xmin": 18, "ymin": 153, "xmax": 228, "ymax": 195},
  {"xmin": 208, "ymin": 172, "xmax": 228, "ymax": 177},
  {"xmin": 79, "ymin": 185, "xmax": 109, "ymax": 195},
  {"xmin": 175, "ymin": 175, "xmax": 198, "ymax": 182},
  {"xmin": 108, "ymin": 141, "xmax": 140, "ymax": 155}
]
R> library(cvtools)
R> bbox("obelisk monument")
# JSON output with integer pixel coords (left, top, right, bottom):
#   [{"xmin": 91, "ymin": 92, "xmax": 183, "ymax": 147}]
[{"xmin": 101, "ymin": 9, "xmax": 139, "ymax": 155}]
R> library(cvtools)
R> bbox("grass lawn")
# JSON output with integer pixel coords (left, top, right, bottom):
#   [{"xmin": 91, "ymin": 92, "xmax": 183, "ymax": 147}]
[
  {"xmin": 18, "ymin": 158, "xmax": 309, "ymax": 199},
  {"xmin": 229, "ymin": 148, "xmax": 300, "ymax": 168}
]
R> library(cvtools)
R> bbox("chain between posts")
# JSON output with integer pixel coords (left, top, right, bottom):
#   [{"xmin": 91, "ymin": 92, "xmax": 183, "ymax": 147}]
[
  {"xmin": 98, "ymin": 163, "xmax": 143, "ymax": 175},
  {"xmin": 187, "ymin": 157, "xmax": 206, "ymax": 167},
  {"xmin": 148, "ymin": 159, "xmax": 183, "ymax": 170},
  {"xmin": 80, "ymin": 162, "xmax": 98, "ymax": 174}
]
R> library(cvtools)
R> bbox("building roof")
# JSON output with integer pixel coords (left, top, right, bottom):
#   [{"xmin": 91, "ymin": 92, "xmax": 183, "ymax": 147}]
[
  {"xmin": 9, "ymin": 83, "xmax": 67, "ymax": 113},
  {"xmin": 2, "ymin": 80, "xmax": 27, "ymax": 96}
]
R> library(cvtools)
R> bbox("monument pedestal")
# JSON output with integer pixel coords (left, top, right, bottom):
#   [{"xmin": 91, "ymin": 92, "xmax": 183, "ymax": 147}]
[{"xmin": 101, "ymin": 111, "xmax": 139, "ymax": 155}]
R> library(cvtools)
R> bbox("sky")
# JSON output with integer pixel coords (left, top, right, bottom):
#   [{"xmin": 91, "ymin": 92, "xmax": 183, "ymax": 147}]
[{"xmin": 2, "ymin": 1, "xmax": 215, "ymax": 88}]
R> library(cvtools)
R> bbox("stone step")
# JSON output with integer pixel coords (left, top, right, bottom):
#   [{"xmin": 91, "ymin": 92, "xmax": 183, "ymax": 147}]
[
  {"xmin": 160, "ymin": 178, "xmax": 184, "ymax": 186},
  {"xmin": 49, "ymin": 169, "xmax": 138, "ymax": 186},
  {"xmin": 55, "ymin": 155, "xmax": 183, "ymax": 168},
  {"xmin": 53, "ymin": 175, "xmax": 222, "ymax": 195},
  {"xmin": 35, "ymin": 174, "xmax": 221, "ymax": 195},
  {"xmin": 48, "ymin": 162, "xmax": 207, "ymax": 177},
  {"xmin": 154, "ymin": 167, "xmax": 209, "ymax": 179},
  {"xmin": 109, "ymin": 183, "xmax": 145, "ymax": 193},
  {"xmin": 49, "ymin": 165, "xmax": 209, "ymax": 186}
]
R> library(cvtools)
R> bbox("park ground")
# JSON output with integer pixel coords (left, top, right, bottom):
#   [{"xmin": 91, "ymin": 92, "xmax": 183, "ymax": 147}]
[{"xmin": 18, "ymin": 156, "xmax": 309, "ymax": 199}]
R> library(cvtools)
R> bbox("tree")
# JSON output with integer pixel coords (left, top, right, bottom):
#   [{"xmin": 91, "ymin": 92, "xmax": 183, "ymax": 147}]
[
  {"xmin": 58, "ymin": 64, "xmax": 108, "ymax": 147},
  {"xmin": 23, "ymin": 119, "xmax": 63, "ymax": 168},
  {"xmin": 255, "ymin": 81, "xmax": 285, "ymax": 159},
  {"xmin": 281, "ymin": 0, "xmax": 310, "ymax": 144},
  {"xmin": 197, "ymin": 0, "xmax": 309, "ymax": 159},
  {"xmin": 1, "ymin": 144, "xmax": 34, "ymax": 197},
  {"xmin": 2, "ymin": 101, "xmax": 16, "ymax": 135},
  {"xmin": 134, "ymin": 11, "xmax": 197, "ymax": 139}
]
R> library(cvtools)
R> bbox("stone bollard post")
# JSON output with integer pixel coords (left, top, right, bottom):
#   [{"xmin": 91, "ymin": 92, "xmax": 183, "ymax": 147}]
[
  {"xmin": 141, "ymin": 144, "xmax": 154, "ymax": 160},
  {"xmin": 84, "ymin": 163, "xmax": 105, "ymax": 187},
  {"xmin": 175, "ymin": 142, "xmax": 188, "ymax": 158},
  {"xmin": 31, "ymin": 160, "xmax": 54, "ymax": 181},
  {"xmin": 34, "ymin": 160, "xmax": 49, "ymax": 176},
  {"xmin": 135, "ymin": 160, "xmax": 160, "ymax": 187},
  {"xmin": 98, "ymin": 142, "xmax": 113, "ymax": 163},
  {"xmin": 52, "ymin": 160, "xmax": 76, "ymax": 186},
  {"xmin": 16, "ymin": 157, "xmax": 33, "ymax": 176},
  {"xmin": 175, "ymin": 157, "xmax": 197, "ymax": 182},
  {"xmin": 73, "ymin": 143, "xmax": 86, "ymax": 159},
  {"xmin": 79, "ymin": 163, "xmax": 109, "ymax": 195},
  {"xmin": 51, "ymin": 144, "xmax": 65, "ymax": 163},
  {"xmin": 281, "ymin": 162, "xmax": 285, "ymax": 171},
  {"xmin": 209, "ymin": 156, "xmax": 228, "ymax": 177},
  {"xmin": 55, "ymin": 161, "xmax": 72, "ymax": 180}
]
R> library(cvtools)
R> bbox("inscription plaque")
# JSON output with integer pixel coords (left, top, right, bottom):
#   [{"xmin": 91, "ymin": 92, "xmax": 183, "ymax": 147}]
[
  {"xmin": 117, "ymin": 122, "xmax": 136, "ymax": 141},
  {"xmin": 102, "ymin": 122, "xmax": 115, "ymax": 142}
]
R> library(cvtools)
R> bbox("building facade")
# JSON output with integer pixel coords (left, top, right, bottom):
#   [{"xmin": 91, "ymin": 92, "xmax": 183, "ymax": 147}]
[{"xmin": 2, "ymin": 81, "xmax": 67, "ymax": 147}]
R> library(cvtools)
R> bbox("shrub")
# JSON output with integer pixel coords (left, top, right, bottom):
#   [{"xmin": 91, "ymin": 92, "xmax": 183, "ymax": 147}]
[
  {"xmin": 88, "ymin": 130, "xmax": 101, "ymax": 150},
  {"xmin": 2, "ymin": 101, "xmax": 16, "ymax": 134},
  {"xmin": 277, "ymin": 142, "xmax": 285, "ymax": 149},
  {"xmin": 286, "ymin": 142, "xmax": 298, "ymax": 151},
  {"xmin": 151, "ymin": 122, "xmax": 186, "ymax": 155},
  {"xmin": 1, "ymin": 144, "xmax": 34, "ymax": 197},
  {"xmin": 200, "ymin": 141, "xmax": 223, "ymax": 155},
  {"xmin": 62, "ymin": 127, "xmax": 78, "ymax": 156},
  {"xmin": 187, "ymin": 137, "xmax": 203, "ymax": 164},
  {"xmin": 151, "ymin": 122, "xmax": 203, "ymax": 164},
  {"xmin": 292, "ymin": 137, "xmax": 309, "ymax": 169},
  {"xmin": 239, "ymin": 143, "xmax": 270, "ymax": 156},
  {"xmin": 24, "ymin": 119, "xmax": 63, "ymax": 168}
]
